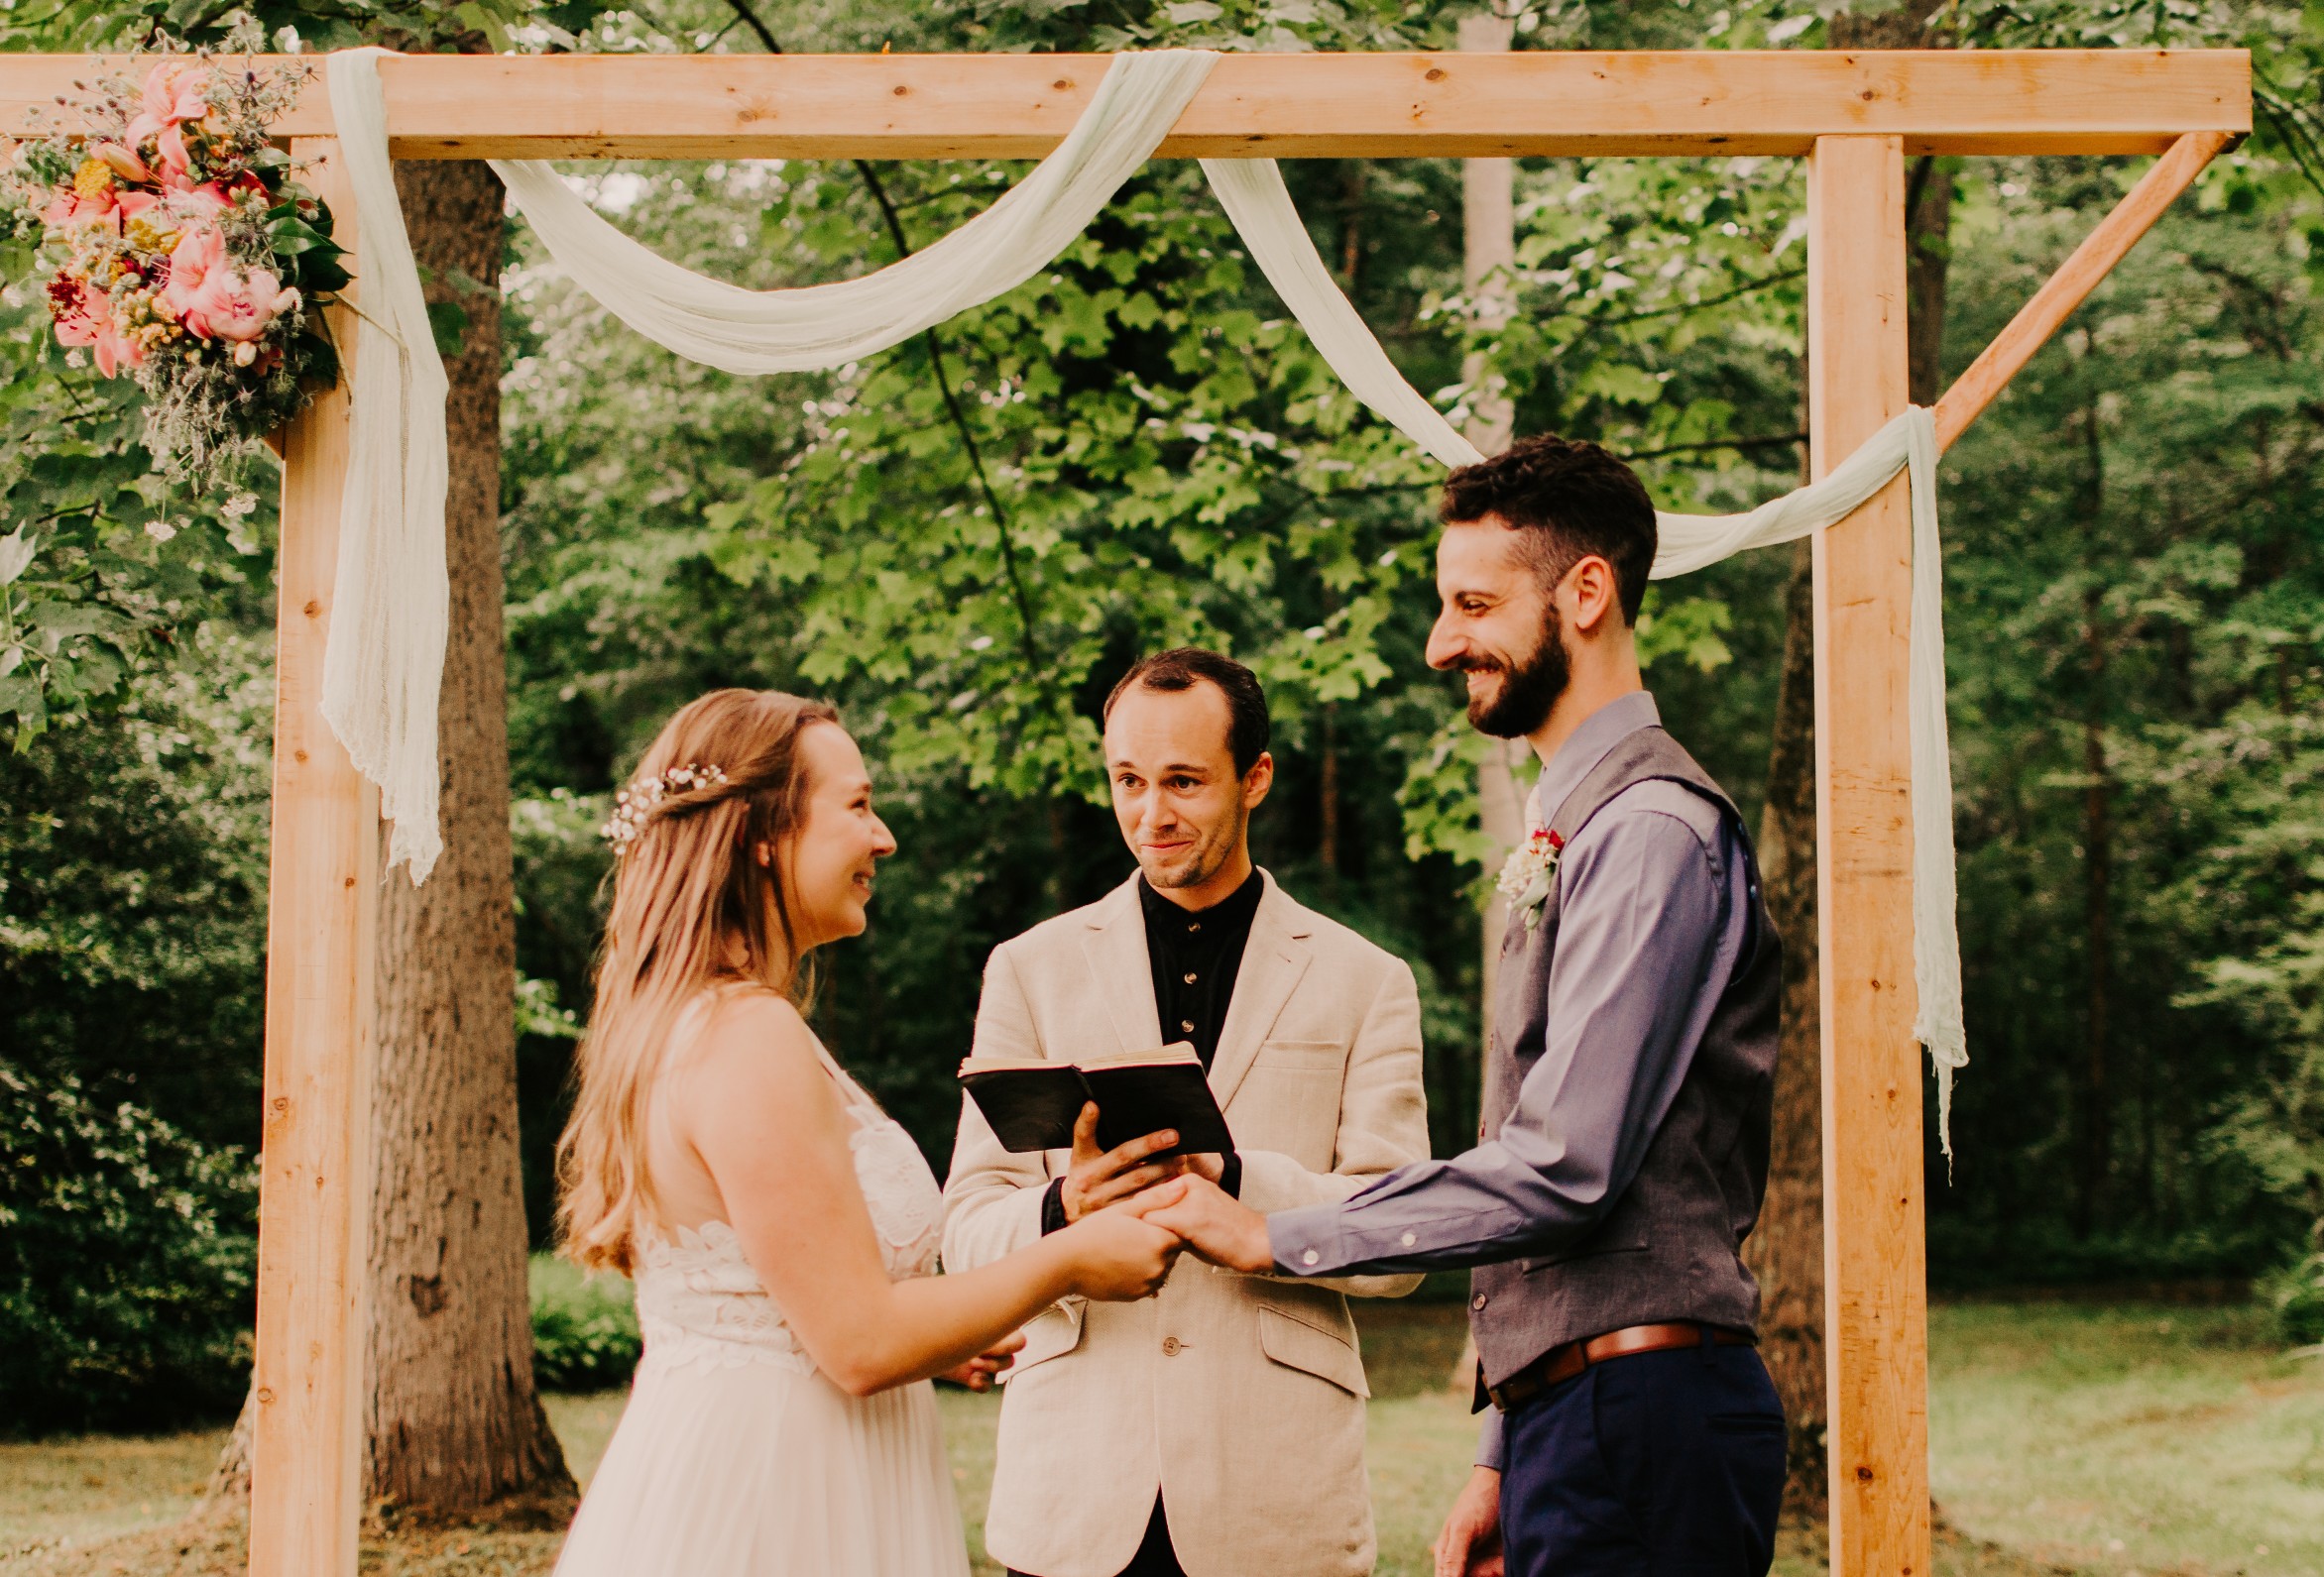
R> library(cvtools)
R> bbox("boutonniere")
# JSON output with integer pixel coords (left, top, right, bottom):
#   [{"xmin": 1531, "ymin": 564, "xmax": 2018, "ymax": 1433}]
[{"xmin": 1495, "ymin": 830, "xmax": 1566, "ymax": 931}]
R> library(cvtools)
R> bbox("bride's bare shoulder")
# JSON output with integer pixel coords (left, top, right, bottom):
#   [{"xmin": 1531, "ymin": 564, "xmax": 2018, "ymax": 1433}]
[{"xmin": 667, "ymin": 988, "xmax": 835, "ymax": 1126}]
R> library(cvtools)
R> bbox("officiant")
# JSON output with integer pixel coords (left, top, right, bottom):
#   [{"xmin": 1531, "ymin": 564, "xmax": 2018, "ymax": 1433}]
[{"xmin": 942, "ymin": 648, "xmax": 1432, "ymax": 1577}]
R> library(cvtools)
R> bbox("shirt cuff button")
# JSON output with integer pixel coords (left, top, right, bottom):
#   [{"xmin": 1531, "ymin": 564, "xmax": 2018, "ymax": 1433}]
[
  {"xmin": 1301, "ymin": 1249, "xmax": 1320, "ymax": 1267},
  {"xmin": 1400, "ymin": 1232, "xmax": 1417, "ymax": 1248}
]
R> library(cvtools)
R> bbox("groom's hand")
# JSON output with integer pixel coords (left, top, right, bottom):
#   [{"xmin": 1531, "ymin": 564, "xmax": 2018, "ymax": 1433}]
[
  {"xmin": 1061, "ymin": 1103, "xmax": 1190, "ymax": 1223},
  {"xmin": 1128, "ymin": 1176, "xmax": 1273, "ymax": 1275},
  {"xmin": 1431, "ymin": 1467, "xmax": 1504, "ymax": 1577},
  {"xmin": 938, "ymin": 1330, "xmax": 1026, "ymax": 1394}
]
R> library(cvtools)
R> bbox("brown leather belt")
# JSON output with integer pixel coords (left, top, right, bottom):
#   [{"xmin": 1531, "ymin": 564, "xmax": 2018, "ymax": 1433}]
[{"xmin": 1482, "ymin": 1322, "xmax": 1756, "ymax": 1412}]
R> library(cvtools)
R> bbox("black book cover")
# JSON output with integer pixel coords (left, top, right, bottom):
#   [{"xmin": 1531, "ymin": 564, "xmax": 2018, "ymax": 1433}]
[{"xmin": 959, "ymin": 1045, "xmax": 1233, "ymax": 1157}]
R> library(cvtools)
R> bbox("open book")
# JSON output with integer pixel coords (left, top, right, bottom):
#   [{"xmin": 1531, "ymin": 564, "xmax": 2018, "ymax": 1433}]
[{"xmin": 958, "ymin": 1042, "xmax": 1234, "ymax": 1157}]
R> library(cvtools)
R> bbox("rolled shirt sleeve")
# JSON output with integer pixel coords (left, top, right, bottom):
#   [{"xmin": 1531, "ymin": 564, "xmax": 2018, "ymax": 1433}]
[
  {"xmin": 1266, "ymin": 790, "xmax": 1743, "ymax": 1280},
  {"xmin": 1476, "ymin": 1408, "xmax": 1506, "ymax": 1471}
]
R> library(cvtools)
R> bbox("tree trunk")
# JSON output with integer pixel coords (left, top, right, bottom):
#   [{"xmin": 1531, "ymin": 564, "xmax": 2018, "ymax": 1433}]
[
  {"xmin": 1750, "ymin": 1, "xmax": 1955, "ymax": 1516},
  {"xmin": 362, "ymin": 156, "xmax": 573, "ymax": 1516},
  {"xmin": 210, "ymin": 159, "xmax": 572, "ymax": 1522}
]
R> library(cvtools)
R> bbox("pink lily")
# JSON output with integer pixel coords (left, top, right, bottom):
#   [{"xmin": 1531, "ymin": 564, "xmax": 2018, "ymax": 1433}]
[
  {"xmin": 41, "ymin": 185, "xmax": 119, "ymax": 233},
  {"xmin": 162, "ymin": 223, "xmax": 225, "ymax": 333},
  {"xmin": 123, "ymin": 59, "xmax": 212, "ymax": 151},
  {"xmin": 49, "ymin": 277, "xmax": 143, "ymax": 377}
]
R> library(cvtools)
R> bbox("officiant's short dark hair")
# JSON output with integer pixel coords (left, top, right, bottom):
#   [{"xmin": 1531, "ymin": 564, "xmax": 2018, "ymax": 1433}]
[
  {"xmin": 1442, "ymin": 434, "xmax": 1657, "ymax": 624},
  {"xmin": 1104, "ymin": 648, "xmax": 1271, "ymax": 777}
]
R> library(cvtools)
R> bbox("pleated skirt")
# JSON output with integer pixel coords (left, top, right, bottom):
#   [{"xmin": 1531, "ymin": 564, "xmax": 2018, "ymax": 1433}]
[{"xmin": 551, "ymin": 1355, "xmax": 970, "ymax": 1577}]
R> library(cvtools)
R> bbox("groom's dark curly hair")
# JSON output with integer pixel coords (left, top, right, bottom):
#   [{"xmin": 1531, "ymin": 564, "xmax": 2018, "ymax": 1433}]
[
  {"xmin": 1442, "ymin": 434, "xmax": 1658, "ymax": 624},
  {"xmin": 1104, "ymin": 648, "xmax": 1271, "ymax": 778}
]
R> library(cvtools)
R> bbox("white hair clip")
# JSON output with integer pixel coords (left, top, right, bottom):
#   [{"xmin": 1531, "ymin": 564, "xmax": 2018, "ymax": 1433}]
[{"xmin": 601, "ymin": 763, "xmax": 730, "ymax": 853}]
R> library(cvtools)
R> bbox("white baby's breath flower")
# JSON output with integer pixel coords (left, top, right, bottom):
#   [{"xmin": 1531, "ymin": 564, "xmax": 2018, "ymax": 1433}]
[
  {"xmin": 145, "ymin": 517, "xmax": 178, "ymax": 543},
  {"xmin": 222, "ymin": 492, "xmax": 259, "ymax": 518}
]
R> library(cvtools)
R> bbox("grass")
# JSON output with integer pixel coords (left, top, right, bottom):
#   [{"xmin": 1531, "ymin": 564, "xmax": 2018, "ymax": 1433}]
[{"xmin": 3, "ymin": 1297, "xmax": 2317, "ymax": 1576}]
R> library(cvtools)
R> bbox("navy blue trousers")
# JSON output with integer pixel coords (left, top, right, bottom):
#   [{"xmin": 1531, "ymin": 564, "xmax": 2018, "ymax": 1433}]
[{"xmin": 1499, "ymin": 1341, "xmax": 1786, "ymax": 1577}]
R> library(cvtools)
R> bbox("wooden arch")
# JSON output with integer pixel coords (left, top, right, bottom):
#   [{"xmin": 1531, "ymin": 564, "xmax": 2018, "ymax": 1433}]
[{"xmin": 0, "ymin": 45, "xmax": 2251, "ymax": 1577}]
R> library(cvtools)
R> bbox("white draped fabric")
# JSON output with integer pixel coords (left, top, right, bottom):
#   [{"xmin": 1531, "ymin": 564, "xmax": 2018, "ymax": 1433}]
[
  {"xmin": 321, "ymin": 48, "xmax": 453, "ymax": 883},
  {"xmin": 321, "ymin": 47, "xmax": 1965, "ymax": 1142},
  {"xmin": 486, "ymin": 52, "xmax": 1219, "ymax": 375}
]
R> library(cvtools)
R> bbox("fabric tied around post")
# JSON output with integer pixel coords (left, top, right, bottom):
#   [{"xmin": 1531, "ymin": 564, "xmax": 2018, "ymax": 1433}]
[
  {"xmin": 321, "ymin": 47, "xmax": 452, "ymax": 885},
  {"xmin": 317, "ymin": 46, "xmax": 1964, "ymax": 1145}
]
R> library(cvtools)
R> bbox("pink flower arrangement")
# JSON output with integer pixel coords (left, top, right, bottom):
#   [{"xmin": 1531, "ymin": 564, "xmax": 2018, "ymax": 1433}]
[{"xmin": 0, "ymin": 43, "xmax": 341, "ymax": 495}]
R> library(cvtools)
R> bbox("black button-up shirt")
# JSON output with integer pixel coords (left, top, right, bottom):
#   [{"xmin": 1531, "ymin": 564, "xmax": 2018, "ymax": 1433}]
[
  {"xmin": 1138, "ymin": 866, "xmax": 1264, "ymax": 1070},
  {"xmin": 1038, "ymin": 869, "xmax": 1260, "ymax": 1233}
]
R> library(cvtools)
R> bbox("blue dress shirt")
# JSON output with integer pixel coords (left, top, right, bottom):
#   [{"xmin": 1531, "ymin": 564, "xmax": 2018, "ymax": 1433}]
[{"xmin": 1263, "ymin": 692, "xmax": 1753, "ymax": 1468}]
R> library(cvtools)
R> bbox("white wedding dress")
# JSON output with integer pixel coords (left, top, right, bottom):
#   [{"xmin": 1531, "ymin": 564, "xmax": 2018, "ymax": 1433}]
[{"xmin": 552, "ymin": 1040, "xmax": 970, "ymax": 1577}]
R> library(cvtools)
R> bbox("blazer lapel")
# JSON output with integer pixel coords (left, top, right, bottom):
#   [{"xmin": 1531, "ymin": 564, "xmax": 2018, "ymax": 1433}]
[
  {"xmin": 1079, "ymin": 876, "xmax": 1163, "ymax": 1055},
  {"xmin": 1208, "ymin": 873, "xmax": 1313, "ymax": 1110}
]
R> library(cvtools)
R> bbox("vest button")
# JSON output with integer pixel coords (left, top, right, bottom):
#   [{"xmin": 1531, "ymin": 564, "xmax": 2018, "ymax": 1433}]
[
  {"xmin": 1471, "ymin": 1293, "xmax": 1488, "ymax": 1310},
  {"xmin": 1161, "ymin": 1336, "xmax": 1182, "ymax": 1356}
]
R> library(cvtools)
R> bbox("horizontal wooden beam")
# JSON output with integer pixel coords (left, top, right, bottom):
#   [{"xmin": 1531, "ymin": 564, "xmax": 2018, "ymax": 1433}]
[{"xmin": 0, "ymin": 50, "xmax": 2248, "ymax": 161}]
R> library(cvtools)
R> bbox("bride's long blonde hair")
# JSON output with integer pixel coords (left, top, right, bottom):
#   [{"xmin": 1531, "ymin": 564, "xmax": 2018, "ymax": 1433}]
[{"xmin": 555, "ymin": 688, "xmax": 840, "ymax": 1273}]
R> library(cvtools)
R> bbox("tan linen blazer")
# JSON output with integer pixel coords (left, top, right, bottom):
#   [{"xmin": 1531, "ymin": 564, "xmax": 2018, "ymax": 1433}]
[{"xmin": 941, "ymin": 870, "xmax": 1430, "ymax": 1577}]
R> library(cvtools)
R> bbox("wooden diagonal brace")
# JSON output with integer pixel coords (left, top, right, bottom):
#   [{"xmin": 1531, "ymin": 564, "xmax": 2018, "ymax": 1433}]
[{"xmin": 1933, "ymin": 130, "xmax": 2236, "ymax": 452}]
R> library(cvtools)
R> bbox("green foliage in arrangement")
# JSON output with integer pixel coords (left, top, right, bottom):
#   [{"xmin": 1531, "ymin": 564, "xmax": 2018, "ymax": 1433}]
[
  {"xmin": 0, "ymin": 1061, "xmax": 256, "ymax": 1437},
  {"xmin": 528, "ymin": 1254, "xmax": 641, "ymax": 1392}
]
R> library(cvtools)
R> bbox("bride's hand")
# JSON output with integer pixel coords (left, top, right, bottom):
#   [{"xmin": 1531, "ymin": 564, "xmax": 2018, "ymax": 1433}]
[
  {"xmin": 938, "ymin": 1330, "xmax": 1025, "ymax": 1393},
  {"xmin": 1058, "ymin": 1205, "xmax": 1183, "ymax": 1301}
]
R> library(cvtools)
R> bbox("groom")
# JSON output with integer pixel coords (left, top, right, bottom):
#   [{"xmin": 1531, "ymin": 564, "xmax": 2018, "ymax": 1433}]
[
  {"xmin": 1142, "ymin": 437, "xmax": 1789, "ymax": 1577},
  {"xmin": 942, "ymin": 647, "xmax": 1431, "ymax": 1577}
]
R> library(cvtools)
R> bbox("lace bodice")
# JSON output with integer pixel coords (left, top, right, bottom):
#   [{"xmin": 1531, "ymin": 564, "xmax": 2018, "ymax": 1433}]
[{"xmin": 633, "ymin": 1084, "xmax": 944, "ymax": 1378}]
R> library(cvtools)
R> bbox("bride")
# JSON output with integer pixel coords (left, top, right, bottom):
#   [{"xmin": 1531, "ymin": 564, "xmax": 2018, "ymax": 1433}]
[{"xmin": 550, "ymin": 688, "xmax": 1181, "ymax": 1577}]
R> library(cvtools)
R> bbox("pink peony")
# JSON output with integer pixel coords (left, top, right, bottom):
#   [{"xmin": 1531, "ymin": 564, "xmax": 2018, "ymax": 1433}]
[
  {"xmin": 165, "ymin": 228, "xmax": 295, "ymax": 342},
  {"xmin": 185, "ymin": 265, "xmax": 298, "ymax": 344}
]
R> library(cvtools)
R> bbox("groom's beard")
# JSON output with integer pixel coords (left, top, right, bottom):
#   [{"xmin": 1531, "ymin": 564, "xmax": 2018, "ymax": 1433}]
[{"xmin": 1458, "ymin": 611, "xmax": 1570, "ymax": 738}]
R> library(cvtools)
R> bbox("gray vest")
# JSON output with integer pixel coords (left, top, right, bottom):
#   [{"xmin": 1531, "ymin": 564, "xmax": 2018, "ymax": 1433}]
[{"xmin": 1469, "ymin": 726, "xmax": 1781, "ymax": 1390}]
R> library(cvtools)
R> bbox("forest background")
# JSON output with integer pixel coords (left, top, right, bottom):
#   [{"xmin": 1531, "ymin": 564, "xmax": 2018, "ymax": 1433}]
[{"xmin": 2, "ymin": 0, "xmax": 2320, "ymax": 1471}]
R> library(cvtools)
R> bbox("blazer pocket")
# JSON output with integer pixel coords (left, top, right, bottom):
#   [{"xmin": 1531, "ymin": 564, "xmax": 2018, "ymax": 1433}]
[
  {"xmin": 1255, "ymin": 1305, "xmax": 1370, "ymax": 1399},
  {"xmin": 1254, "ymin": 1040, "xmax": 1346, "ymax": 1070},
  {"xmin": 1006, "ymin": 1295, "xmax": 1086, "ymax": 1376}
]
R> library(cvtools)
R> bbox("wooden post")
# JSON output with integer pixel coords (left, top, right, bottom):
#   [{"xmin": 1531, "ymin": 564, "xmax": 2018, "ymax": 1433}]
[
  {"xmin": 1807, "ymin": 134, "xmax": 1932, "ymax": 1577},
  {"xmin": 250, "ymin": 135, "xmax": 375, "ymax": 1577}
]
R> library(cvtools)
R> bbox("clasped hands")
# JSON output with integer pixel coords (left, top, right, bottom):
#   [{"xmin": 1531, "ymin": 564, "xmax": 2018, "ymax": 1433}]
[{"xmin": 1061, "ymin": 1102, "xmax": 1273, "ymax": 1276}]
